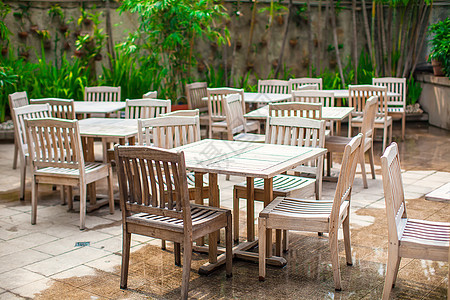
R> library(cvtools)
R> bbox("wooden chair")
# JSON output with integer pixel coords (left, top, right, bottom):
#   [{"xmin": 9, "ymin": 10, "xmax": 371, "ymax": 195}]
[
  {"xmin": 380, "ymin": 142, "xmax": 449, "ymax": 300},
  {"xmin": 125, "ymin": 98, "xmax": 171, "ymax": 119},
  {"xmin": 292, "ymin": 83, "xmax": 319, "ymax": 91},
  {"xmin": 233, "ymin": 116, "xmax": 325, "ymax": 243},
  {"xmin": 348, "ymin": 85, "xmax": 392, "ymax": 151},
  {"xmin": 13, "ymin": 104, "xmax": 52, "ymax": 200},
  {"xmin": 291, "ymin": 90, "xmax": 334, "ymax": 107},
  {"xmin": 30, "ymin": 98, "xmax": 75, "ymax": 119},
  {"xmin": 325, "ymin": 96, "xmax": 378, "ymax": 188},
  {"xmin": 114, "ymin": 145, "xmax": 232, "ymax": 299},
  {"xmin": 142, "ymin": 91, "xmax": 157, "ymax": 98},
  {"xmin": 258, "ymin": 133, "xmax": 363, "ymax": 291},
  {"xmin": 269, "ymin": 102, "xmax": 322, "ymax": 119},
  {"xmin": 9, "ymin": 91, "xmax": 29, "ymax": 170},
  {"xmin": 258, "ymin": 79, "xmax": 290, "ymax": 94},
  {"xmin": 289, "ymin": 77, "xmax": 323, "ymax": 92},
  {"xmin": 162, "ymin": 109, "xmax": 199, "ymax": 117},
  {"xmin": 84, "ymin": 86, "xmax": 121, "ymax": 102},
  {"xmin": 25, "ymin": 118, "xmax": 114, "ymax": 230},
  {"xmin": 206, "ymin": 87, "xmax": 245, "ymax": 139},
  {"xmin": 186, "ymin": 82, "xmax": 208, "ymax": 133},
  {"xmin": 373, "ymin": 77, "xmax": 406, "ymax": 140},
  {"xmin": 213, "ymin": 93, "xmax": 264, "ymax": 142}
]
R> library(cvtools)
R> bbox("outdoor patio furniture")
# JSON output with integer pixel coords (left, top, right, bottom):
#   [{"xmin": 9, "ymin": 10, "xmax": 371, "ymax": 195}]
[
  {"xmin": 233, "ymin": 117, "xmax": 325, "ymax": 245},
  {"xmin": 288, "ymin": 77, "xmax": 323, "ymax": 91},
  {"xmin": 161, "ymin": 108, "xmax": 199, "ymax": 117},
  {"xmin": 186, "ymin": 82, "xmax": 209, "ymax": 133},
  {"xmin": 9, "ymin": 91, "xmax": 29, "ymax": 170},
  {"xmin": 258, "ymin": 133, "xmax": 363, "ymax": 291},
  {"xmin": 25, "ymin": 118, "xmax": 114, "ymax": 230},
  {"xmin": 258, "ymin": 79, "xmax": 290, "ymax": 94},
  {"xmin": 124, "ymin": 98, "xmax": 171, "ymax": 119},
  {"xmin": 291, "ymin": 90, "xmax": 335, "ymax": 107},
  {"xmin": 84, "ymin": 86, "xmax": 121, "ymax": 102},
  {"xmin": 73, "ymin": 101, "xmax": 126, "ymax": 118},
  {"xmin": 269, "ymin": 102, "xmax": 322, "ymax": 119},
  {"xmin": 325, "ymin": 96, "xmax": 378, "ymax": 188},
  {"xmin": 142, "ymin": 90, "xmax": 157, "ymax": 98},
  {"xmin": 30, "ymin": 98, "xmax": 75, "ymax": 119},
  {"xmin": 348, "ymin": 84, "xmax": 392, "ymax": 151},
  {"xmin": 12, "ymin": 104, "xmax": 51, "ymax": 200},
  {"xmin": 380, "ymin": 142, "xmax": 450, "ymax": 300},
  {"xmin": 114, "ymin": 145, "xmax": 232, "ymax": 300},
  {"xmin": 291, "ymin": 83, "xmax": 319, "ymax": 91},
  {"xmin": 373, "ymin": 77, "xmax": 407, "ymax": 140}
]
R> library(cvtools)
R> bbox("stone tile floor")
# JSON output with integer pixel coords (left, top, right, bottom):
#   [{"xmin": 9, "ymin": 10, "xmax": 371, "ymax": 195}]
[{"xmin": 0, "ymin": 122, "xmax": 449, "ymax": 299}]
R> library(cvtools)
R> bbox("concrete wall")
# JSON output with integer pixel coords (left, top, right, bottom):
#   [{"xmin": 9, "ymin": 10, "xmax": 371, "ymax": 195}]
[{"xmin": 417, "ymin": 74, "xmax": 450, "ymax": 130}]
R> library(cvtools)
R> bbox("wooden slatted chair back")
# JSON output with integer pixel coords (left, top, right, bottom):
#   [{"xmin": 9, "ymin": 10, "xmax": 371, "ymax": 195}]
[
  {"xmin": 84, "ymin": 86, "xmax": 121, "ymax": 102},
  {"xmin": 162, "ymin": 109, "xmax": 199, "ymax": 117},
  {"xmin": 288, "ymin": 78, "xmax": 323, "ymax": 92},
  {"xmin": 380, "ymin": 142, "xmax": 406, "ymax": 245},
  {"xmin": 330, "ymin": 133, "xmax": 363, "ymax": 227},
  {"xmin": 207, "ymin": 87, "xmax": 245, "ymax": 120},
  {"xmin": 138, "ymin": 115, "xmax": 200, "ymax": 148},
  {"xmin": 348, "ymin": 85, "xmax": 387, "ymax": 115},
  {"xmin": 30, "ymin": 98, "xmax": 75, "ymax": 119},
  {"xmin": 25, "ymin": 118, "xmax": 84, "ymax": 172},
  {"xmin": 186, "ymin": 82, "xmax": 208, "ymax": 110},
  {"xmin": 291, "ymin": 90, "xmax": 334, "ymax": 107},
  {"xmin": 372, "ymin": 77, "xmax": 406, "ymax": 110},
  {"xmin": 114, "ymin": 145, "xmax": 191, "ymax": 227},
  {"xmin": 143, "ymin": 91, "xmax": 158, "ymax": 99},
  {"xmin": 125, "ymin": 99, "xmax": 171, "ymax": 119},
  {"xmin": 14, "ymin": 104, "xmax": 52, "ymax": 157},
  {"xmin": 258, "ymin": 79, "xmax": 289, "ymax": 94},
  {"xmin": 360, "ymin": 96, "xmax": 378, "ymax": 141},
  {"xmin": 223, "ymin": 93, "xmax": 249, "ymax": 138},
  {"xmin": 9, "ymin": 91, "xmax": 29, "ymax": 109},
  {"xmin": 269, "ymin": 102, "xmax": 322, "ymax": 119},
  {"xmin": 292, "ymin": 84, "xmax": 319, "ymax": 91}
]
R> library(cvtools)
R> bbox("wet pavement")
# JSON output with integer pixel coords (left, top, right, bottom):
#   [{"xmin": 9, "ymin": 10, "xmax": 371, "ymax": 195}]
[{"xmin": 0, "ymin": 121, "xmax": 449, "ymax": 299}]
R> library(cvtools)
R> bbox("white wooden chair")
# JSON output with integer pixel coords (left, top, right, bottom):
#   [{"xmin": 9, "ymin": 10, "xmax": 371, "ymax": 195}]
[
  {"xmin": 233, "ymin": 116, "xmax": 326, "ymax": 243},
  {"xmin": 13, "ymin": 104, "xmax": 52, "ymax": 200},
  {"xmin": 142, "ymin": 91, "xmax": 157, "ymax": 98},
  {"xmin": 25, "ymin": 118, "xmax": 114, "ymax": 230},
  {"xmin": 213, "ymin": 93, "xmax": 264, "ymax": 142},
  {"xmin": 258, "ymin": 79, "xmax": 290, "ymax": 94},
  {"xmin": 258, "ymin": 133, "xmax": 363, "ymax": 291},
  {"xmin": 325, "ymin": 96, "xmax": 378, "ymax": 188},
  {"xmin": 373, "ymin": 77, "xmax": 406, "ymax": 140},
  {"xmin": 84, "ymin": 86, "xmax": 121, "ymax": 102},
  {"xmin": 162, "ymin": 109, "xmax": 199, "ymax": 117},
  {"xmin": 269, "ymin": 102, "xmax": 322, "ymax": 119},
  {"xmin": 186, "ymin": 82, "xmax": 208, "ymax": 133},
  {"xmin": 289, "ymin": 77, "xmax": 323, "ymax": 92},
  {"xmin": 125, "ymin": 98, "xmax": 171, "ymax": 119},
  {"xmin": 291, "ymin": 90, "xmax": 334, "ymax": 107},
  {"xmin": 207, "ymin": 87, "xmax": 245, "ymax": 139},
  {"xmin": 9, "ymin": 91, "xmax": 29, "ymax": 170},
  {"xmin": 30, "ymin": 98, "xmax": 75, "ymax": 120},
  {"xmin": 348, "ymin": 85, "xmax": 392, "ymax": 151},
  {"xmin": 115, "ymin": 145, "xmax": 232, "ymax": 299},
  {"xmin": 380, "ymin": 142, "xmax": 449, "ymax": 300}
]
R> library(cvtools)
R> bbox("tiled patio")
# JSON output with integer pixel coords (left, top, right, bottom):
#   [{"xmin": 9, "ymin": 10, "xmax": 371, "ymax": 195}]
[{"xmin": 0, "ymin": 122, "xmax": 449, "ymax": 299}]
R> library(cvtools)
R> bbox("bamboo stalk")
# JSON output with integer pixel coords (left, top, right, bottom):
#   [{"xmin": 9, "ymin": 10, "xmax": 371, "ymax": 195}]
[
  {"xmin": 329, "ymin": 0, "xmax": 345, "ymax": 87},
  {"xmin": 318, "ymin": 0, "xmax": 322, "ymax": 73},
  {"xmin": 307, "ymin": 0, "xmax": 313, "ymax": 77},
  {"xmin": 274, "ymin": 0, "xmax": 293, "ymax": 78},
  {"xmin": 352, "ymin": 0, "xmax": 358, "ymax": 83}
]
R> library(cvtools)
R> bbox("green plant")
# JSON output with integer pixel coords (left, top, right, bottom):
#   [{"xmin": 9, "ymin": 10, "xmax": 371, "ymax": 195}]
[
  {"xmin": 0, "ymin": 66, "xmax": 18, "ymax": 121},
  {"xmin": 48, "ymin": 4, "xmax": 64, "ymax": 22},
  {"xmin": 406, "ymin": 77, "xmax": 422, "ymax": 106},
  {"xmin": 428, "ymin": 17, "xmax": 450, "ymax": 78},
  {"xmin": 0, "ymin": 1, "xmax": 10, "ymax": 47}
]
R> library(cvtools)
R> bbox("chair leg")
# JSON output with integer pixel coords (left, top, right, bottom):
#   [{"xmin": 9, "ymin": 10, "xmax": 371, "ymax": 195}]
[
  {"xmin": 120, "ymin": 230, "xmax": 131, "ymax": 289},
  {"xmin": 382, "ymin": 125, "xmax": 388, "ymax": 151},
  {"xmin": 107, "ymin": 167, "xmax": 114, "ymax": 214},
  {"xmin": 79, "ymin": 184, "xmax": 86, "ymax": 230},
  {"xmin": 31, "ymin": 177, "xmax": 38, "ymax": 225},
  {"xmin": 161, "ymin": 240, "xmax": 166, "ymax": 250},
  {"xmin": 360, "ymin": 150, "xmax": 368, "ymax": 189},
  {"xmin": 13, "ymin": 140, "xmax": 18, "ymax": 170},
  {"xmin": 60, "ymin": 186, "xmax": 66, "ymax": 205},
  {"xmin": 233, "ymin": 189, "xmax": 240, "ymax": 243},
  {"xmin": 226, "ymin": 213, "xmax": 232, "ymax": 277},
  {"xmin": 389, "ymin": 122, "xmax": 392, "ymax": 144},
  {"xmin": 67, "ymin": 187, "xmax": 73, "ymax": 211},
  {"xmin": 174, "ymin": 242, "xmax": 181, "ymax": 266},
  {"xmin": 329, "ymin": 231, "xmax": 342, "ymax": 291},
  {"xmin": 327, "ymin": 152, "xmax": 332, "ymax": 177},
  {"xmin": 368, "ymin": 147, "xmax": 376, "ymax": 179},
  {"xmin": 382, "ymin": 247, "xmax": 400, "ymax": 300},
  {"xmin": 181, "ymin": 240, "xmax": 193, "ymax": 300},
  {"xmin": 342, "ymin": 215, "xmax": 352, "ymax": 266},
  {"xmin": 401, "ymin": 114, "xmax": 405, "ymax": 140},
  {"xmin": 258, "ymin": 217, "xmax": 266, "ymax": 281},
  {"xmin": 19, "ymin": 156, "xmax": 26, "ymax": 200},
  {"xmin": 275, "ymin": 229, "xmax": 282, "ymax": 256},
  {"xmin": 282, "ymin": 230, "xmax": 288, "ymax": 253}
]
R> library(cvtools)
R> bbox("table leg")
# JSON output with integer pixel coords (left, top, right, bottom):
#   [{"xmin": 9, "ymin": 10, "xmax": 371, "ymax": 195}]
[
  {"xmin": 82, "ymin": 137, "xmax": 97, "ymax": 205},
  {"xmin": 195, "ymin": 172, "xmax": 205, "ymax": 246},
  {"xmin": 208, "ymin": 173, "xmax": 219, "ymax": 264},
  {"xmin": 247, "ymin": 177, "xmax": 255, "ymax": 242},
  {"xmin": 264, "ymin": 178, "xmax": 273, "ymax": 258}
]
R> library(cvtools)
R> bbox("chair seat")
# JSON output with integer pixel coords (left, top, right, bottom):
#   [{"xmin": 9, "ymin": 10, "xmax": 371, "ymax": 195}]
[
  {"xmin": 233, "ymin": 133, "xmax": 265, "ymax": 143},
  {"xmin": 211, "ymin": 120, "xmax": 260, "ymax": 134},
  {"xmin": 126, "ymin": 204, "xmax": 227, "ymax": 234},
  {"xmin": 352, "ymin": 115, "xmax": 392, "ymax": 124},
  {"xmin": 35, "ymin": 162, "xmax": 109, "ymax": 183},
  {"xmin": 326, "ymin": 135, "xmax": 372, "ymax": 152},
  {"xmin": 235, "ymin": 175, "xmax": 315, "ymax": 196},
  {"xmin": 387, "ymin": 107, "xmax": 404, "ymax": 113}
]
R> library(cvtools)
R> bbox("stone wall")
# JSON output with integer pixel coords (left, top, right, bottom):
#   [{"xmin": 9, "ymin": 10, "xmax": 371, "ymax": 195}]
[{"xmin": 417, "ymin": 74, "xmax": 450, "ymax": 130}]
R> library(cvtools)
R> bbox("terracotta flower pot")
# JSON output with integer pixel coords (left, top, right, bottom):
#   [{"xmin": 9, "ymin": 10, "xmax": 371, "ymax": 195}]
[
  {"xmin": 277, "ymin": 15, "xmax": 284, "ymax": 26},
  {"xmin": 1, "ymin": 47, "xmax": 7, "ymax": 56},
  {"xmin": 289, "ymin": 39, "xmax": 298, "ymax": 47},
  {"xmin": 30, "ymin": 25, "xmax": 39, "ymax": 32},
  {"xmin": 19, "ymin": 51, "xmax": 29, "ymax": 60},
  {"xmin": 18, "ymin": 31, "xmax": 28, "ymax": 39},
  {"xmin": 44, "ymin": 40, "xmax": 51, "ymax": 50},
  {"xmin": 236, "ymin": 40, "xmax": 242, "ymax": 50},
  {"xmin": 63, "ymin": 41, "xmax": 71, "ymax": 50},
  {"xmin": 59, "ymin": 25, "xmax": 68, "ymax": 33},
  {"xmin": 94, "ymin": 53, "xmax": 103, "ymax": 61},
  {"xmin": 431, "ymin": 59, "xmax": 444, "ymax": 76},
  {"xmin": 74, "ymin": 50, "xmax": 84, "ymax": 57}
]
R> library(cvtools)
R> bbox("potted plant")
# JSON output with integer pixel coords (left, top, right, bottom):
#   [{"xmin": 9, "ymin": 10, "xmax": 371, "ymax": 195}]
[
  {"xmin": 428, "ymin": 18, "xmax": 450, "ymax": 78},
  {"xmin": 48, "ymin": 4, "xmax": 69, "ymax": 33},
  {"xmin": 0, "ymin": 2, "xmax": 11, "ymax": 56}
]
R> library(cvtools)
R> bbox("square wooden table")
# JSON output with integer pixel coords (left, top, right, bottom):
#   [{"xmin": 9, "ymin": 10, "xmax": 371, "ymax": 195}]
[
  {"xmin": 74, "ymin": 101, "xmax": 126, "ymax": 118},
  {"xmin": 174, "ymin": 139, "xmax": 327, "ymax": 274}
]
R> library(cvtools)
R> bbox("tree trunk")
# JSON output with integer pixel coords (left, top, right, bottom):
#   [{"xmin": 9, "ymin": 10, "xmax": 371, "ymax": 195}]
[
  {"xmin": 371, "ymin": 0, "xmax": 378, "ymax": 76},
  {"xmin": 105, "ymin": 0, "xmax": 115, "ymax": 70},
  {"xmin": 329, "ymin": 0, "xmax": 345, "ymax": 87},
  {"xmin": 351, "ymin": 0, "xmax": 358, "ymax": 83},
  {"xmin": 409, "ymin": 2, "xmax": 432, "ymax": 80},
  {"xmin": 307, "ymin": 0, "xmax": 313, "ymax": 77},
  {"xmin": 245, "ymin": 0, "xmax": 258, "ymax": 74},
  {"xmin": 317, "ymin": 0, "xmax": 322, "ymax": 74},
  {"xmin": 361, "ymin": 0, "xmax": 374, "ymax": 75},
  {"xmin": 274, "ymin": 0, "xmax": 293, "ymax": 78}
]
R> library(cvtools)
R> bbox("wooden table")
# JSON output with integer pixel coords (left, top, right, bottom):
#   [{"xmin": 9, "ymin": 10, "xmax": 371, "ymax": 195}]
[
  {"xmin": 74, "ymin": 101, "xmax": 126, "ymax": 118},
  {"xmin": 174, "ymin": 139, "xmax": 327, "ymax": 274}
]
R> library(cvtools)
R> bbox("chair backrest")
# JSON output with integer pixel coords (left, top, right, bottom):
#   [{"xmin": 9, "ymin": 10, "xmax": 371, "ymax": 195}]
[
  {"xmin": 143, "ymin": 91, "xmax": 158, "ymax": 99},
  {"xmin": 125, "ymin": 99, "xmax": 171, "ymax": 119},
  {"xmin": 13, "ymin": 104, "xmax": 52, "ymax": 157},
  {"xmin": 207, "ymin": 87, "xmax": 245, "ymax": 120},
  {"xmin": 138, "ymin": 115, "xmax": 200, "ymax": 148},
  {"xmin": 258, "ymin": 79, "xmax": 290, "ymax": 94},
  {"xmin": 348, "ymin": 85, "xmax": 387, "ymax": 115},
  {"xmin": 292, "ymin": 84, "xmax": 319, "ymax": 91},
  {"xmin": 161, "ymin": 109, "xmax": 199, "ymax": 117},
  {"xmin": 330, "ymin": 133, "xmax": 363, "ymax": 228},
  {"xmin": 30, "ymin": 98, "xmax": 75, "ymax": 119},
  {"xmin": 288, "ymin": 78, "xmax": 323, "ymax": 92},
  {"xmin": 84, "ymin": 86, "xmax": 121, "ymax": 102},
  {"xmin": 25, "ymin": 118, "xmax": 84, "ymax": 173},
  {"xmin": 114, "ymin": 145, "xmax": 191, "ymax": 226},
  {"xmin": 269, "ymin": 102, "xmax": 322, "ymax": 120},
  {"xmin": 223, "ymin": 93, "xmax": 249, "ymax": 140},
  {"xmin": 291, "ymin": 90, "xmax": 334, "ymax": 107},
  {"xmin": 360, "ymin": 96, "xmax": 379, "ymax": 140},
  {"xmin": 265, "ymin": 116, "xmax": 325, "ymax": 148},
  {"xmin": 380, "ymin": 142, "xmax": 407, "ymax": 245},
  {"xmin": 372, "ymin": 77, "xmax": 406, "ymax": 110},
  {"xmin": 9, "ymin": 91, "xmax": 29, "ymax": 110},
  {"xmin": 186, "ymin": 82, "xmax": 208, "ymax": 110}
]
